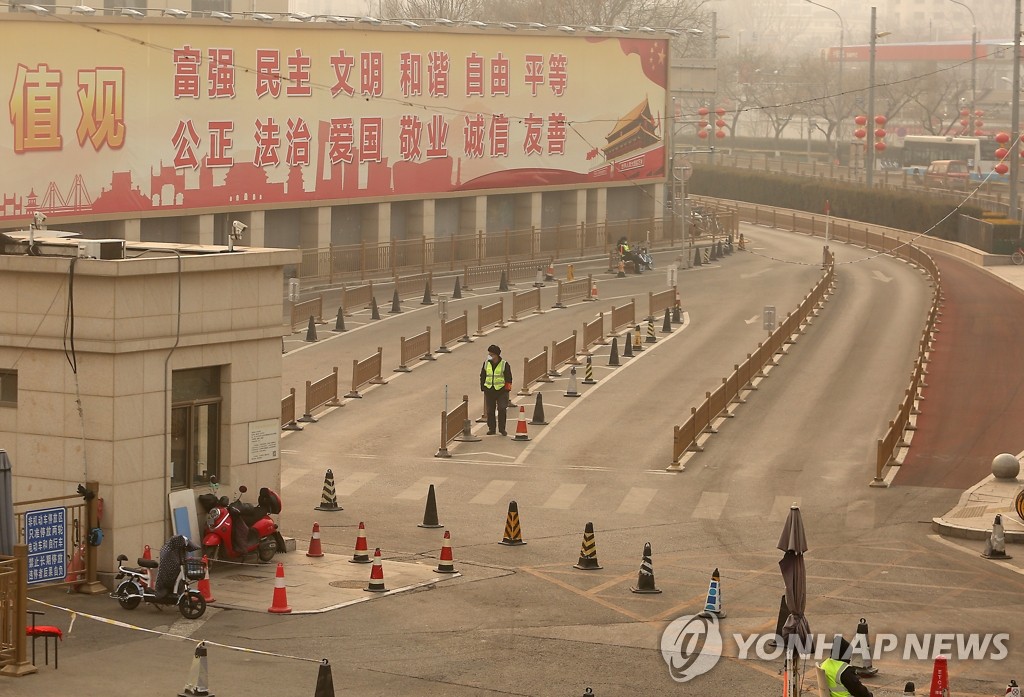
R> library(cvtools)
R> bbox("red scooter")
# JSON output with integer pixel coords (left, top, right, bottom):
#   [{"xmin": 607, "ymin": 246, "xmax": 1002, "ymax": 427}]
[{"xmin": 197, "ymin": 476, "xmax": 284, "ymax": 563}]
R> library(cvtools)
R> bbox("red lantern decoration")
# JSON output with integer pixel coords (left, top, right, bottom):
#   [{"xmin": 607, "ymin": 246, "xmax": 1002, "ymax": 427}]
[
  {"xmin": 960, "ymin": 119, "xmax": 969, "ymax": 127},
  {"xmin": 715, "ymin": 119, "xmax": 725, "ymax": 128},
  {"xmin": 995, "ymin": 163, "xmax": 1010, "ymax": 175},
  {"xmin": 698, "ymin": 130, "xmax": 708, "ymax": 139},
  {"xmin": 854, "ymin": 115, "xmax": 867, "ymax": 126},
  {"xmin": 874, "ymin": 128, "xmax": 886, "ymax": 139},
  {"xmin": 996, "ymin": 147, "xmax": 1009, "ymax": 160},
  {"xmin": 874, "ymin": 142, "xmax": 887, "ymax": 152},
  {"xmin": 960, "ymin": 107, "xmax": 970, "ymax": 116},
  {"xmin": 715, "ymin": 130, "xmax": 726, "ymax": 139},
  {"xmin": 853, "ymin": 128, "xmax": 867, "ymax": 139},
  {"xmin": 996, "ymin": 132, "xmax": 1011, "ymax": 144},
  {"xmin": 974, "ymin": 129, "xmax": 985, "ymax": 136},
  {"xmin": 698, "ymin": 107, "xmax": 709, "ymax": 116},
  {"xmin": 698, "ymin": 120, "xmax": 708, "ymax": 129},
  {"xmin": 874, "ymin": 115, "xmax": 887, "ymax": 125},
  {"xmin": 715, "ymin": 107, "xmax": 726, "ymax": 116},
  {"xmin": 974, "ymin": 120, "xmax": 984, "ymax": 129},
  {"xmin": 975, "ymin": 109, "xmax": 984, "ymax": 117}
]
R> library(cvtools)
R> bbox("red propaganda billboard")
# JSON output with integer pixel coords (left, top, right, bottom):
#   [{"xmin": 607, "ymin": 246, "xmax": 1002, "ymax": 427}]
[{"xmin": 0, "ymin": 17, "xmax": 668, "ymax": 222}]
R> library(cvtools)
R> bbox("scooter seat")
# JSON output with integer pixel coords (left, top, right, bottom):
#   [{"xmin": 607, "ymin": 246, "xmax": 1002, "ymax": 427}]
[{"xmin": 137, "ymin": 558, "xmax": 159, "ymax": 569}]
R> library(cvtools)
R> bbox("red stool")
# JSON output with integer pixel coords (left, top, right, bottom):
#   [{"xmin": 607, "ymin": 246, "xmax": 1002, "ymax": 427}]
[{"xmin": 26, "ymin": 610, "xmax": 62, "ymax": 669}]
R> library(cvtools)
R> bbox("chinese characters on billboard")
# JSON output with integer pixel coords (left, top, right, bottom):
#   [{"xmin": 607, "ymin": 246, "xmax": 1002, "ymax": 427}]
[{"xmin": 2, "ymin": 18, "xmax": 667, "ymax": 221}]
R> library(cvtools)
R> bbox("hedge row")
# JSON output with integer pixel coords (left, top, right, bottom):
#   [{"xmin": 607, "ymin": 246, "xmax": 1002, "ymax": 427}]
[{"xmin": 688, "ymin": 166, "xmax": 985, "ymax": 241}]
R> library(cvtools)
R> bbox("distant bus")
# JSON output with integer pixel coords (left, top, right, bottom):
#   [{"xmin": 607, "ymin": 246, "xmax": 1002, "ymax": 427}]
[{"xmin": 900, "ymin": 135, "xmax": 1003, "ymax": 181}]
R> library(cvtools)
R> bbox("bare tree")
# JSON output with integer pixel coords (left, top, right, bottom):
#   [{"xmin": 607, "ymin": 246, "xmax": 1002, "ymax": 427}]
[{"xmin": 380, "ymin": 0, "xmax": 482, "ymax": 20}]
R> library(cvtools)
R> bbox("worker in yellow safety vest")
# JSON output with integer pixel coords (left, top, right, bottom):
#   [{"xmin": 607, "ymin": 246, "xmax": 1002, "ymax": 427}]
[
  {"xmin": 480, "ymin": 344, "xmax": 513, "ymax": 436},
  {"xmin": 820, "ymin": 636, "xmax": 873, "ymax": 697}
]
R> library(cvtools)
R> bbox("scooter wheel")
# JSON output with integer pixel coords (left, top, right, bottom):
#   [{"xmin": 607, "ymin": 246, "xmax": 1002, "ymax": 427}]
[
  {"xmin": 179, "ymin": 591, "xmax": 206, "ymax": 619},
  {"xmin": 116, "ymin": 581, "xmax": 141, "ymax": 610},
  {"xmin": 257, "ymin": 538, "xmax": 277, "ymax": 563}
]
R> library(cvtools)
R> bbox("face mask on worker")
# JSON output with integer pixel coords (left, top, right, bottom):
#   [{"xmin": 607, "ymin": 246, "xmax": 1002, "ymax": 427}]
[{"xmin": 488, "ymin": 354, "xmax": 496, "ymax": 361}]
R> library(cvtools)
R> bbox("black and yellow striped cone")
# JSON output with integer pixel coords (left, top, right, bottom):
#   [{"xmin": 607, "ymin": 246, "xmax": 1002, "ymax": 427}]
[
  {"xmin": 581, "ymin": 355, "xmax": 596, "ymax": 385},
  {"xmin": 630, "ymin": 541, "xmax": 661, "ymax": 594},
  {"xmin": 645, "ymin": 317, "xmax": 656, "ymax": 343},
  {"xmin": 499, "ymin": 500, "xmax": 526, "ymax": 546},
  {"xmin": 314, "ymin": 468, "xmax": 343, "ymax": 512},
  {"xmin": 573, "ymin": 522, "xmax": 602, "ymax": 570}
]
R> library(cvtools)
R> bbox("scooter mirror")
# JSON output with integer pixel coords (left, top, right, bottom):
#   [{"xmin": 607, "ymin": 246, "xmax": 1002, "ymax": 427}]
[{"xmin": 238, "ymin": 485, "xmax": 247, "ymax": 494}]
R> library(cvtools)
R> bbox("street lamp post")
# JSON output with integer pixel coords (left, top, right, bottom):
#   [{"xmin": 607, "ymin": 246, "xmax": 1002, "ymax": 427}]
[
  {"xmin": 948, "ymin": 0, "xmax": 977, "ymax": 119},
  {"xmin": 865, "ymin": 7, "xmax": 890, "ymax": 188},
  {"xmin": 1012, "ymin": 0, "xmax": 1021, "ymax": 220},
  {"xmin": 805, "ymin": 0, "xmax": 845, "ymax": 160}
]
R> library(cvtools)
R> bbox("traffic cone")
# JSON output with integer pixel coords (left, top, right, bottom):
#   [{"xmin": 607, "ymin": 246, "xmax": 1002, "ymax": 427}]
[
  {"xmin": 314, "ymin": 468, "xmax": 343, "ymax": 512},
  {"xmin": 198, "ymin": 555, "xmax": 215, "ymax": 603},
  {"xmin": 545, "ymin": 262, "xmax": 556, "ymax": 281},
  {"xmin": 694, "ymin": 247, "xmax": 702, "ymax": 266},
  {"xmin": 698, "ymin": 568, "xmax": 726, "ymax": 618},
  {"xmin": 710, "ymin": 242, "xmax": 719, "ymax": 261},
  {"xmin": 617, "ymin": 259, "xmax": 626, "ymax": 278},
  {"xmin": 646, "ymin": 317, "xmax": 656, "ymax": 344},
  {"xmin": 436, "ymin": 529, "xmax": 457, "ymax": 573},
  {"xmin": 267, "ymin": 563, "xmax": 291, "ymax": 613},
  {"xmin": 982, "ymin": 514, "xmax": 1013, "ymax": 559},
  {"xmin": 851, "ymin": 617, "xmax": 877, "ymax": 676},
  {"xmin": 529, "ymin": 393, "xmax": 548, "ymax": 425},
  {"xmin": 573, "ymin": 522, "xmax": 602, "ymax": 570},
  {"xmin": 499, "ymin": 500, "xmax": 526, "ymax": 545},
  {"xmin": 928, "ymin": 655, "xmax": 949, "ymax": 697},
  {"xmin": 498, "ymin": 270, "xmax": 509, "ymax": 292},
  {"xmin": 513, "ymin": 405, "xmax": 530, "ymax": 441},
  {"xmin": 453, "ymin": 418, "xmax": 482, "ymax": 442},
  {"xmin": 673, "ymin": 305, "xmax": 682, "ymax": 324},
  {"xmin": 582, "ymin": 355, "xmax": 596, "ymax": 385},
  {"xmin": 903, "ymin": 682, "xmax": 915, "ymax": 696},
  {"xmin": 349, "ymin": 521, "xmax": 371, "ymax": 564},
  {"xmin": 623, "ymin": 332, "xmax": 634, "ymax": 357},
  {"xmin": 306, "ymin": 523, "xmax": 324, "ymax": 558},
  {"xmin": 334, "ymin": 306, "xmax": 346, "ymax": 332},
  {"xmin": 365, "ymin": 548, "xmax": 387, "ymax": 592},
  {"xmin": 389, "ymin": 288, "xmax": 402, "ymax": 314},
  {"xmin": 313, "ymin": 659, "xmax": 335, "ymax": 697},
  {"xmin": 630, "ymin": 541, "xmax": 661, "ymax": 594},
  {"xmin": 1005, "ymin": 679, "xmax": 1021, "ymax": 697},
  {"xmin": 178, "ymin": 641, "xmax": 215, "ymax": 697},
  {"xmin": 421, "ymin": 280, "xmax": 433, "ymax": 305},
  {"xmin": 608, "ymin": 338, "xmax": 620, "ymax": 366},
  {"xmin": 565, "ymin": 366, "xmax": 580, "ymax": 398},
  {"xmin": 534, "ymin": 267, "xmax": 545, "ymax": 288},
  {"xmin": 305, "ymin": 315, "xmax": 318, "ymax": 342},
  {"xmin": 738, "ymin": 233, "xmax": 746, "ymax": 251},
  {"xmin": 632, "ymin": 325, "xmax": 644, "ymax": 352},
  {"xmin": 142, "ymin": 544, "xmax": 155, "ymax": 589},
  {"xmin": 370, "ymin": 296, "xmax": 381, "ymax": 320},
  {"xmin": 453, "ymin": 276, "xmax": 462, "ymax": 299},
  {"xmin": 590, "ymin": 281, "xmax": 599, "ymax": 299},
  {"xmin": 418, "ymin": 484, "xmax": 443, "ymax": 528},
  {"xmin": 662, "ymin": 307, "xmax": 672, "ymax": 333}
]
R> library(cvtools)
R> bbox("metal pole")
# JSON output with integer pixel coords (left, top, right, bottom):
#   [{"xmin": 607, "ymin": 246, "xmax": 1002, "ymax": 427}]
[
  {"xmin": 805, "ymin": 1, "xmax": 844, "ymax": 161},
  {"xmin": 1012, "ymin": 0, "xmax": 1021, "ymax": 221},
  {"xmin": 948, "ymin": 0, "xmax": 976, "ymax": 117},
  {"xmin": 866, "ymin": 7, "xmax": 877, "ymax": 189}
]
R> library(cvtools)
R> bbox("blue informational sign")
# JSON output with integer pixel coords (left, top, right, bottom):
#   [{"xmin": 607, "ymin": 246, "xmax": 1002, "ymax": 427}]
[{"xmin": 24, "ymin": 506, "xmax": 67, "ymax": 585}]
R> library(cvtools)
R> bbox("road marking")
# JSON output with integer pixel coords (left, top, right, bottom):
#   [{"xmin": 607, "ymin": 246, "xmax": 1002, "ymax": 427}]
[
  {"xmin": 744, "ymin": 314, "xmax": 759, "ymax": 325},
  {"xmin": 395, "ymin": 476, "xmax": 446, "ymax": 500},
  {"xmin": 168, "ymin": 614, "xmax": 211, "ymax": 638},
  {"xmin": 336, "ymin": 471, "xmax": 378, "ymax": 497},
  {"xmin": 542, "ymin": 483, "xmax": 587, "ymax": 509},
  {"xmin": 770, "ymin": 496, "xmax": 801, "ymax": 521},
  {"xmin": 615, "ymin": 487, "xmax": 658, "ymax": 515},
  {"xmin": 844, "ymin": 499, "xmax": 875, "ymax": 529},
  {"xmin": 741, "ymin": 268, "xmax": 771, "ymax": 279},
  {"xmin": 279, "ymin": 467, "xmax": 306, "ymax": 489},
  {"xmin": 872, "ymin": 270, "xmax": 893, "ymax": 283},
  {"xmin": 692, "ymin": 491, "xmax": 729, "ymax": 520},
  {"xmin": 469, "ymin": 480, "xmax": 517, "ymax": 505}
]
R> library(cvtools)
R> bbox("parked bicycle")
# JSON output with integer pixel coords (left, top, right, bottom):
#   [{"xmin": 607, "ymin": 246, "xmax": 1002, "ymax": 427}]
[{"xmin": 1011, "ymin": 247, "xmax": 1024, "ymax": 265}]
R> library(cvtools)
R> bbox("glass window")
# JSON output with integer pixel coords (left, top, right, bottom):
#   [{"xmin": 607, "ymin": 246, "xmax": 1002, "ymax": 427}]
[
  {"xmin": 172, "ymin": 366, "xmax": 221, "ymax": 402},
  {"xmin": 0, "ymin": 370, "xmax": 16, "ymax": 406},
  {"xmin": 171, "ymin": 367, "xmax": 222, "ymax": 489}
]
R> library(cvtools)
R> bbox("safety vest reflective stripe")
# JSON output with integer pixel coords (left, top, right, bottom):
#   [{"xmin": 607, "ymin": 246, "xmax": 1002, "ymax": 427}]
[
  {"xmin": 821, "ymin": 659, "xmax": 852, "ymax": 697},
  {"xmin": 484, "ymin": 360, "xmax": 506, "ymax": 389}
]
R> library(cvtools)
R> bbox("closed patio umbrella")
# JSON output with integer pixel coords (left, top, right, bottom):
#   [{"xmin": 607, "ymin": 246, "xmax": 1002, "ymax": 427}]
[
  {"xmin": 778, "ymin": 504, "xmax": 810, "ymax": 697},
  {"xmin": 0, "ymin": 450, "xmax": 16, "ymax": 556}
]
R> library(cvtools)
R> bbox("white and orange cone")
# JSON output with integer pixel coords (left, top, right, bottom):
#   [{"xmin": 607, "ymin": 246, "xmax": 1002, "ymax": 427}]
[
  {"xmin": 590, "ymin": 281, "xmax": 599, "ymax": 299},
  {"xmin": 306, "ymin": 522, "xmax": 324, "ymax": 558},
  {"xmin": 142, "ymin": 544, "xmax": 155, "ymax": 589},
  {"xmin": 436, "ymin": 530, "xmax": 457, "ymax": 574},
  {"xmin": 365, "ymin": 548, "xmax": 387, "ymax": 592},
  {"xmin": 349, "ymin": 521, "xmax": 371, "ymax": 564},
  {"xmin": 267, "ymin": 562, "xmax": 292, "ymax": 613},
  {"xmin": 198, "ymin": 555, "xmax": 215, "ymax": 604},
  {"xmin": 513, "ymin": 405, "xmax": 530, "ymax": 441}
]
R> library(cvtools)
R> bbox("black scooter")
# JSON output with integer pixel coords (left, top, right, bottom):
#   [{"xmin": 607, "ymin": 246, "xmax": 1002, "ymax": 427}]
[{"xmin": 111, "ymin": 550, "xmax": 207, "ymax": 619}]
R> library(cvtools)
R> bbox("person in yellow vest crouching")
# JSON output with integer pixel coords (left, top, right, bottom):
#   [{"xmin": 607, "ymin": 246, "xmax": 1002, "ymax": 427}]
[
  {"xmin": 480, "ymin": 344, "xmax": 514, "ymax": 436},
  {"xmin": 820, "ymin": 635, "xmax": 873, "ymax": 697}
]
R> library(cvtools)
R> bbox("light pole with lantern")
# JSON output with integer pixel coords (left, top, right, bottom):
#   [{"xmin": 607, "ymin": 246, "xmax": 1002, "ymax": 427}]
[
  {"xmin": 947, "ymin": 0, "xmax": 977, "ymax": 121},
  {"xmin": 804, "ymin": 0, "xmax": 845, "ymax": 161},
  {"xmin": 865, "ymin": 6, "xmax": 891, "ymax": 189}
]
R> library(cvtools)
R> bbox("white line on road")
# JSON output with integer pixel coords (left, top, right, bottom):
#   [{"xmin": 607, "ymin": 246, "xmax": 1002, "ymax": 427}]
[
  {"xmin": 469, "ymin": 480, "xmax": 517, "ymax": 505},
  {"xmin": 692, "ymin": 491, "xmax": 729, "ymax": 520},
  {"xmin": 744, "ymin": 314, "xmax": 759, "ymax": 325},
  {"xmin": 542, "ymin": 483, "xmax": 587, "ymax": 509},
  {"xmin": 844, "ymin": 499, "xmax": 875, "ymax": 529},
  {"xmin": 280, "ymin": 467, "xmax": 306, "ymax": 489},
  {"xmin": 336, "ymin": 471, "xmax": 379, "ymax": 497},
  {"xmin": 395, "ymin": 476, "xmax": 446, "ymax": 500},
  {"xmin": 615, "ymin": 487, "xmax": 658, "ymax": 516},
  {"xmin": 872, "ymin": 270, "xmax": 893, "ymax": 283},
  {"xmin": 741, "ymin": 268, "xmax": 771, "ymax": 279}
]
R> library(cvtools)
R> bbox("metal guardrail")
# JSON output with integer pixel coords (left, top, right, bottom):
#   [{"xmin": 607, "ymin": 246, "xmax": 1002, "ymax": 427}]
[
  {"xmin": 300, "ymin": 367, "xmax": 342, "ymax": 422},
  {"xmin": 290, "ymin": 294, "xmax": 323, "ymax": 330},
  {"xmin": 476, "ymin": 299, "xmax": 505, "ymax": 336},
  {"xmin": 580, "ymin": 313, "xmax": 606, "ymax": 355},
  {"xmin": 509, "ymin": 287, "xmax": 541, "ymax": 321},
  {"xmin": 549, "ymin": 332, "xmax": 580, "ymax": 377},
  {"xmin": 396, "ymin": 328, "xmax": 435, "ymax": 372},
  {"xmin": 648, "ymin": 287, "xmax": 677, "ymax": 320},
  {"xmin": 436, "ymin": 395, "xmax": 470, "ymax": 458},
  {"xmin": 340, "ymin": 281, "xmax": 375, "ymax": 315},
  {"xmin": 610, "ymin": 299, "xmax": 637, "ymax": 336},
  {"xmin": 346, "ymin": 347, "xmax": 386, "ymax": 398},
  {"xmin": 281, "ymin": 388, "xmax": 302, "ymax": 431},
  {"xmin": 518, "ymin": 348, "xmax": 552, "ymax": 396},
  {"xmin": 0, "ymin": 546, "xmax": 31, "ymax": 676},
  {"xmin": 554, "ymin": 274, "xmax": 593, "ymax": 308},
  {"xmin": 437, "ymin": 311, "xmax": 470, "ymax": 353}
]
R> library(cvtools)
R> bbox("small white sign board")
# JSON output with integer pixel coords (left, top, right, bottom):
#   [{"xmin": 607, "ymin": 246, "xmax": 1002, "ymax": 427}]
[
  {"xmin": 248, "ymin": 418, "xmax": 280, "ymax": 464},
  {"xmin": 763, "ymin": 305, "xmax": 777, "ymax": 332}
]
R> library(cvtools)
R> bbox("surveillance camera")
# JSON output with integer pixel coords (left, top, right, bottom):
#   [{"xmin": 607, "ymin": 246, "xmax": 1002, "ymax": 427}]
[
  {"xmin": 231, "ymin": 220, "xmax": 247, "ymax": 235},
  {"xmin": 31, "ymin": 211, "xmax": 47, "ymax": 229}
]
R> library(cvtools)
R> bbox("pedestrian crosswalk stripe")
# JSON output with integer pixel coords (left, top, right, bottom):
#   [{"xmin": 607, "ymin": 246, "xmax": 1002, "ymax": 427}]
[
  {"xmin": 692, "ymin": 491, "xmax": 729, "ymax": 520},
  {"xmin": 336, "ymin": 472, "xmax": 379, "ymax": 497},
  {"xmin": 542, "ymin": 483, "xmax": 587, "ymax": 509},
  {"xmin": 615, "ymin": 487, "xmax": 658, "ymax": 515},
  {"xmin": 395, "ymin": 476, "xmax": 447, "ymax": 500},
  {"xmin": 844, "ymin": 499, "xmax": 874, "ymax": 529},
  {"xmin": 469, "ymin": 480, "xmax": 517, "ymax": 505},
  {"xmin": 770, "ymin": 495, "xmax": 801, "ymax": 521}
]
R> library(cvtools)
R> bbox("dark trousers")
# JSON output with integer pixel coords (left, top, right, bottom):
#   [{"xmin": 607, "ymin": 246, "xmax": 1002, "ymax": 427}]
[{"xmin": 483, "ymin": 388, "xmax": 509, "ymax": 432}]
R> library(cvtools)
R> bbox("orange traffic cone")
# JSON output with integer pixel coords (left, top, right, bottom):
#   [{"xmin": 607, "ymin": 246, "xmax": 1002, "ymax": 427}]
[
  {"xmin": 142, "ymin": 544, "xmax": 154, "ymax": 589},
  {"xmin": 929, "ymin": 655, "xmax": 949, "ymax": 697},
  {"xmin": 306, "ymin": 522, "xmax": 324, "ymax": 558},
  {"xmin": 365, "ymin": 548, "xmax": 387, "ymax": 592},
  {"xmin": 197, "ymin": 555, "xmax": 215, "ymax": 603},
  {"xmin": 267, "ymin": 563, "xmax": 292, "ymax": 614},
  {"xmin": 436, "ymin": 530, "xmax": 457, "ymax": 574},
  {"xmin": 513, "ymin": 405, "xmax": 530, "ymax": 441},
  {"xmin": 590, "ymin": 281, "xmax": 599, "ymax": 300},
  {"xmin": 349, "ymin": 521, "xmax": 371, "ymax": 564}
]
